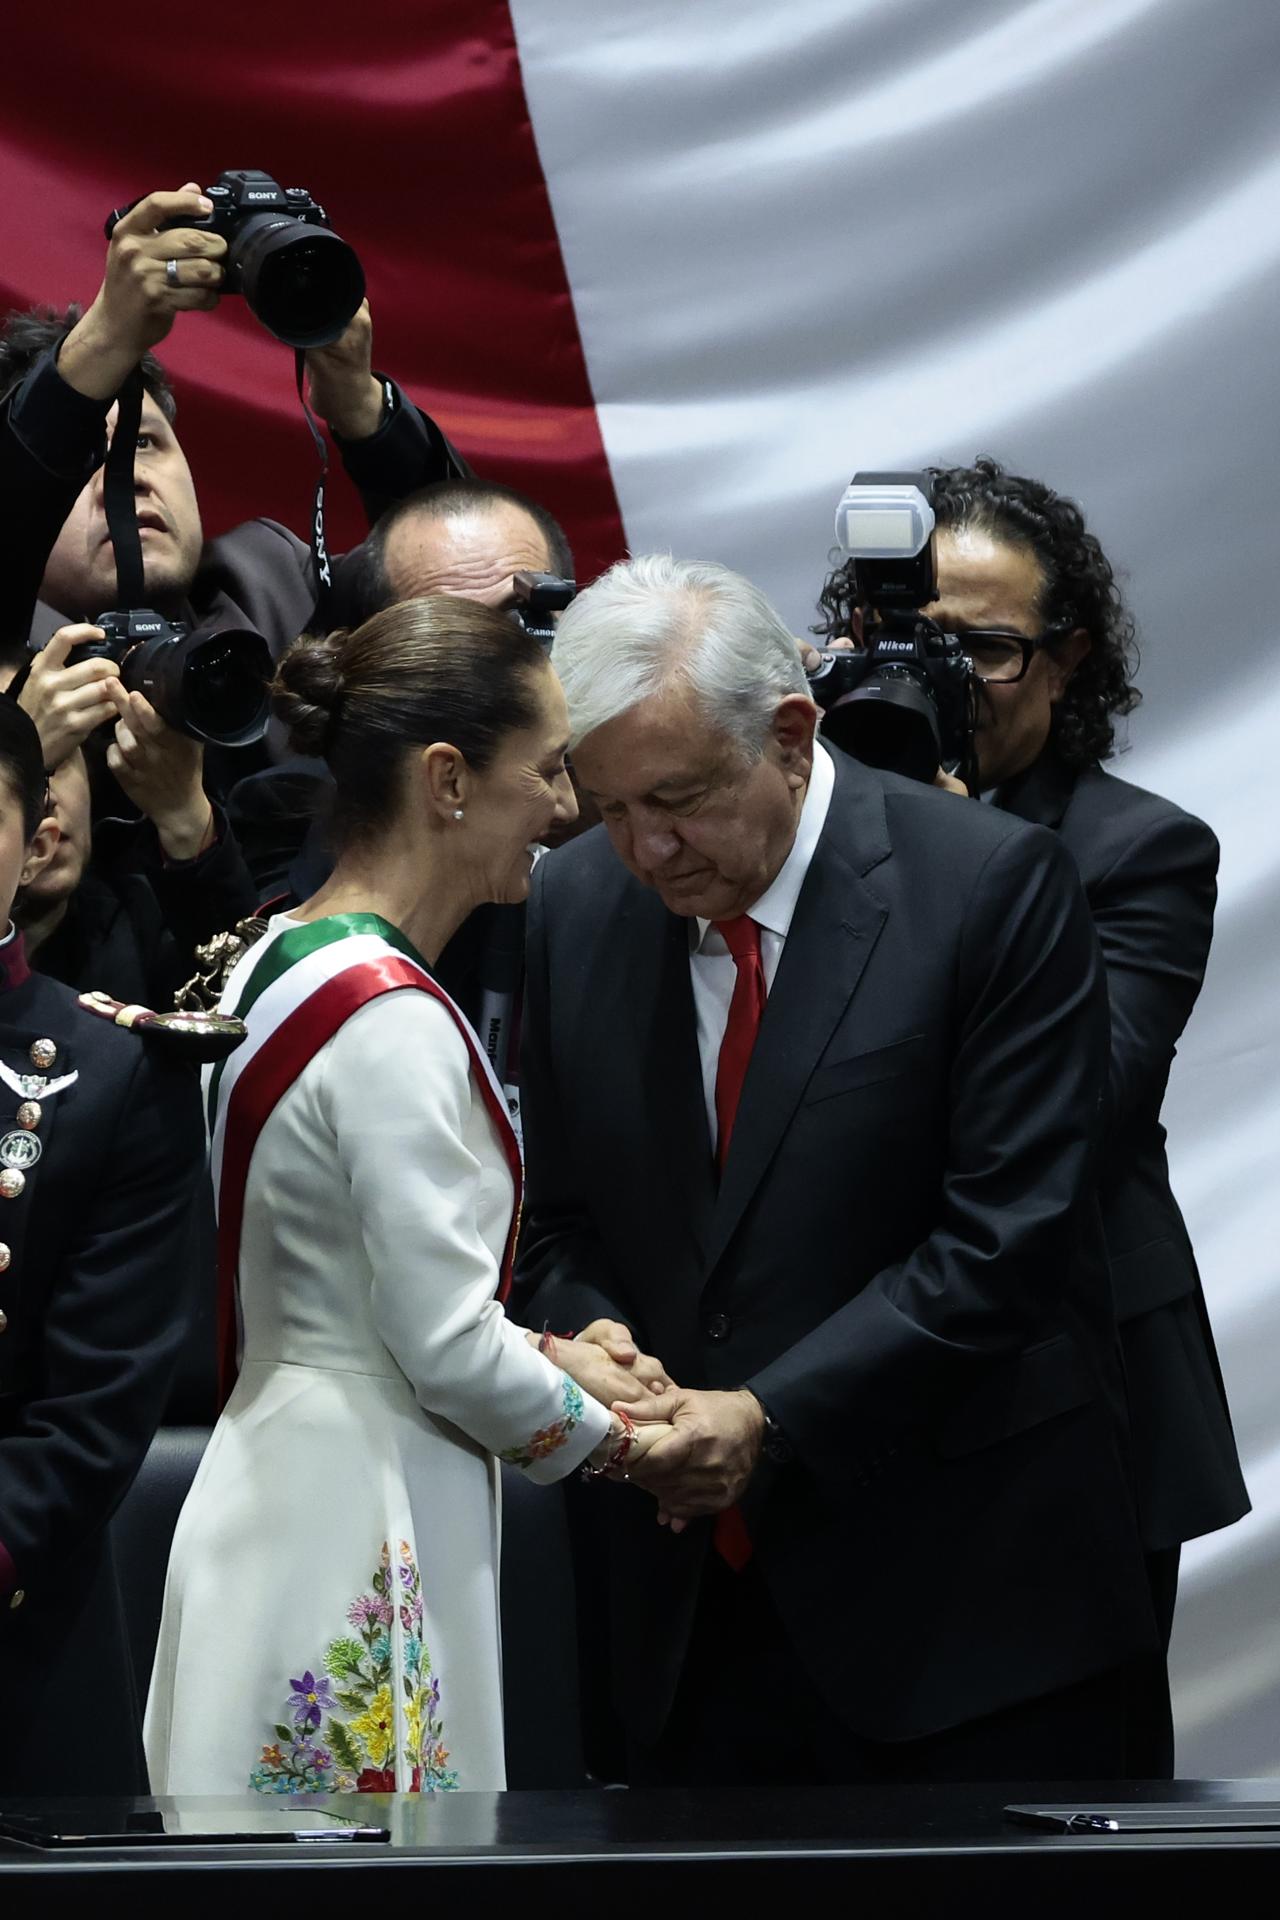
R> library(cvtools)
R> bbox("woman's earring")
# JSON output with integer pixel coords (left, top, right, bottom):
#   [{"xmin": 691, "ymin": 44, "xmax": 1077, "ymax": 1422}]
[{"xmin": 453, "ymin": 809, "xmax": 465, "ymax": 821}]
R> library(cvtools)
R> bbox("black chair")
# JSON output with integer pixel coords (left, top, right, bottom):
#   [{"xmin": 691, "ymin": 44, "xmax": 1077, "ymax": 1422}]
[
  {"xmin": 111, "ymin": 1424, "xmax": 211, "ymax": 1702},
  {"xmin": 111, "ymin": 1432, "xmax": 587, "ymax": 1786},
  {"xmin": 500, "ymin": 1462, "xmax": 589, "ymax": 1787}
]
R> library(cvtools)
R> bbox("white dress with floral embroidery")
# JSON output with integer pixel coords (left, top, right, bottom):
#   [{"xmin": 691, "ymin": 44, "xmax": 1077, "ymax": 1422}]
[{"xmin": 144, "ymin": 923, "xmax": 609, "ymax": 1796}]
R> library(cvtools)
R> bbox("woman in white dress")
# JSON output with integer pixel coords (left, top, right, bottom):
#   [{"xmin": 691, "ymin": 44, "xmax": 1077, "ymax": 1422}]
[{"xmin": 145, "ymin": 597, "xmax": 666, "ymax": 1795}]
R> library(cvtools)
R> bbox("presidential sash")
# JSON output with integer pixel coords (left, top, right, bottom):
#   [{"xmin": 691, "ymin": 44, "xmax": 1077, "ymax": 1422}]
[{"xmin": 207, "ymin": 913, "xmax": 523, "ymax": 1407}]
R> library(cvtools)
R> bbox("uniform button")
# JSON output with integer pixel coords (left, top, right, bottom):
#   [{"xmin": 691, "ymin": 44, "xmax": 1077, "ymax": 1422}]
[
  {"xmin": 0, "ymin": 1309, "xmax": 7, "ymax": 1334},
  {"xmin": 30, "ymin": 1039, "xmax": 57, "ymax": 1071},
  {"xmin": 8, "ymin": 1589, "xmax": 24, "ymax": 1610},
  {"xmin": 0, "ymin": 1243, "xmax": 9, "ymax": 1270},
  {"xmin": 704, "ymin": 1313, "xmax": 732, "ymax": 1342}
]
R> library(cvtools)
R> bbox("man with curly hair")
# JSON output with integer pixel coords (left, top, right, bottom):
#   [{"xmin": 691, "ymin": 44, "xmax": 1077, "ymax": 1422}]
[{"xmin": 816, "ymin": 459, "xmax": 1249, "ymax": 1773}]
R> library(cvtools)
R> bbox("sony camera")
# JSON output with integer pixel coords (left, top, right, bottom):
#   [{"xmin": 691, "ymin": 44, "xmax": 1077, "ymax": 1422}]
[
  {"xmin": 64, "ymin": 610, "xmax": 273, "ymax": 748},
  {"xmin": 807, "ymin": 472, "xmax": 977, "ymax": 787},
  {"xmin": 510, "ymin": 571, "xmax": 577, "ymax": 649},
  {"xmin": 107, "ymin": 170, "xmax": 366, "ymax": 349}
]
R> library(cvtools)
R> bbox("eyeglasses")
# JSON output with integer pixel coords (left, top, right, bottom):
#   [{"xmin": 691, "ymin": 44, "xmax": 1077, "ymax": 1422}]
[{"xmin": 946, "ymin": 625, "xmax": 1071, "ymax": 684}]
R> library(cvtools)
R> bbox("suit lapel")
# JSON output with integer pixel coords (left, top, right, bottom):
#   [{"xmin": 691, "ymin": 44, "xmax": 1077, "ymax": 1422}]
[
  {"xmin": 702, "ymin": 754, "xmax": 891, "ymax": 1280},
  {"xmin": 620, "ymin": 887, "xmax": 716, "ymax": 1261}
]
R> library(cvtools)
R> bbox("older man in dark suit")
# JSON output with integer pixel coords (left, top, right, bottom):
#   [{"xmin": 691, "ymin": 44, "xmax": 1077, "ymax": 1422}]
[{"xmin": 517, "ymin": 553, "xmax": 1157, "ymax": 1787}]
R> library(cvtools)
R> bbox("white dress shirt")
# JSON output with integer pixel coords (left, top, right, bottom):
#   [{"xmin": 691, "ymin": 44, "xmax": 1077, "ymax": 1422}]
[{"xmin": 689, "ymin": 742, "xmax": 835, "ymax": 1150}]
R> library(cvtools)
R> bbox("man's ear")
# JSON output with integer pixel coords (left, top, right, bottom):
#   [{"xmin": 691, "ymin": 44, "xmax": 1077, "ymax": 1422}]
[
  {"xmin": 1047, "ymin": 627, "xmax": 1091, "ymax": 702},
  {"xmin": 19, "ymin": 814, "xmax": 59, "ymax": 889},
  {"xmin": 770, "ymin": 694, "xmax": 819, "ymax": 779}
]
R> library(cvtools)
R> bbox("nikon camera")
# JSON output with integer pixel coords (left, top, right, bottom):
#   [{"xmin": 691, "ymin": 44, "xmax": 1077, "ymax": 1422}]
[{"xmin": 807, "ymin": 472, "xmax": 977, "ymax": 788}]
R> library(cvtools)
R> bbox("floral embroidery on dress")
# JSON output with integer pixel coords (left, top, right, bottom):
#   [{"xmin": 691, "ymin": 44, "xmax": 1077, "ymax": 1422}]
[
  {"xmin": 498, "ymin": 1375, "xmax": 586, "ymax": 1470},
  {"xmin": 249, "ymin": 1541, "xmax": 459, "ymax": 1794}
]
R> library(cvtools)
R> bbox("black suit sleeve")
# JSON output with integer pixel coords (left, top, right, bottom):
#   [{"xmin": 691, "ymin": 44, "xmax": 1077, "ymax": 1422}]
[
  {"xmin": 332, "ymin": 376, "xmax": 472, "ymax": 527},
  {"xmin": 1089, "ymin": 809, "xmax": 1217, "ymax": 1133},
  {"xmin": 749, "ymin": 826, "xmax": 1110, "ymax": 1482},
  {"xmin": 94, "ymin": 808, "xmax": 261, "ymax": 1005},
  {"xmin": 0, "ymin": 347, "xmax": 107, "ymax": 646},
  {"xmin": 514, "ymin": 854, "xmax": 635, "ymax": 1338},
  {"xmin": 0, "ymin": 1046, "xmax": 204, "ymax": 1598}
]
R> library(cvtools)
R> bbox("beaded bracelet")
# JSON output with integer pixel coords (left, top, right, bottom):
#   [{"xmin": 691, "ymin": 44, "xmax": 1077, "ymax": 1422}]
[{"xmin": 581, "ymin": 1405, "xmax": 637, "ymax": 1482}]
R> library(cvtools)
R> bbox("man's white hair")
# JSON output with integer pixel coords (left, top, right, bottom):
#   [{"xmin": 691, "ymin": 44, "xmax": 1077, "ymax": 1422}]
[{"xmin": 551, "ymin": 553, "xmax": 810, "ymax": 755}]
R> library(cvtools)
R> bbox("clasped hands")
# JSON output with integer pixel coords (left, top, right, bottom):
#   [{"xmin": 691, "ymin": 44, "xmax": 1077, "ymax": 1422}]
[{"xmin": 545, "ymin": 1320, "xmax": 766, "ymax": 1529}]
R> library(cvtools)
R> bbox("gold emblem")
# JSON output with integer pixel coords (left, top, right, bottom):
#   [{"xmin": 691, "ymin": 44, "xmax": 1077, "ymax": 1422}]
[
  {"xmin": 0, "ymin": 1169, "xmax": 25, "ymax": 1200},
  {"xmin": 16, "ymin": 1102, "xmax": 41, "ymax": 1131},
  {"xmin": 0, "ymin": 1244, "xmax": 9, "ymax": 1271},
  {"xmin": 175, "ymin": 916, "xmax": 269, "ymax": 1013},
  {"xmin": 29, "ymin": 1039, "xmax": 57, "ymax": 1071}
]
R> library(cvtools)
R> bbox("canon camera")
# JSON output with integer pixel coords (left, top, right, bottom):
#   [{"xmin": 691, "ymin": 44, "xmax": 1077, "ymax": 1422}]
[{"xmin": 510, "ymin": 571, "xmax": 577, "ymax": 649}]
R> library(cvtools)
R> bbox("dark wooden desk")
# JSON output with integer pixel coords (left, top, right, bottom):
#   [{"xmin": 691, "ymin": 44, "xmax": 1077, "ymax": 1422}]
[{"xmin": 2, "ymin": 1779, "xmax": 1279, "ymax": 1913}]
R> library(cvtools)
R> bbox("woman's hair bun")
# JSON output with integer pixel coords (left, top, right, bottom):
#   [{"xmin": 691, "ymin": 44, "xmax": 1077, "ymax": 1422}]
[{"xmin": 271, "ymin": 631, "xmax": 348, "ymax": 758}]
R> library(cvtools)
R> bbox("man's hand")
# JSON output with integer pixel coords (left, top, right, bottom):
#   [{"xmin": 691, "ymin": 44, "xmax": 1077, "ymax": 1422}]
[
  {"xmin": 933, "ymin": 769, "xmax": 970, "ymax": 797},
  {"xmin": 799, "ymin": 634, "xmax": 855, "ymax": 673},
  {"xmin": 104, "ymin": 683, "xmax": 213, "ymax": 861},
  {"xmin": 619, "ymin": 1386, "xmax": 765, "ymax": 1520},
  {"xmin": 16, "ymin": 626, "xmax": 120, "ymax": 770},
  {"xmin": 305, "ymin": 300, "xmax": 382, "ymax": 441},
  {"xmin": 57, "ymin": 184, "xmax": 227, "ymax": 403}
]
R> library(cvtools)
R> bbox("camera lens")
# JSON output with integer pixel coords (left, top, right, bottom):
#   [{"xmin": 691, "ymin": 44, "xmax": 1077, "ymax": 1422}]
[
  {"xmin": 231, "ymin": 216, "xmax": 366, "ymax": 348},
  {"xmin": 182, "ymin": 634, "xmax": 272, "ymax": 744},
  {"xmin": 124, "ymin": 626, "xmax": 273, "ymax": 747}
]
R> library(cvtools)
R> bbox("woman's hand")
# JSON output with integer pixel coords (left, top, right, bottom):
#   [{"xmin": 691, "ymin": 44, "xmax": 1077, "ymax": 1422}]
[
  {"xmin": 524, "ymin": 1327, "xmax": 656, "ymax": 1408},
  {"xmin": 585, "ymin": 1413, "xmax": 675, "ymax": 1477},
  {"xmin": 573, "ymin": 1319, "xmax": 674, "ymax": 1395}
]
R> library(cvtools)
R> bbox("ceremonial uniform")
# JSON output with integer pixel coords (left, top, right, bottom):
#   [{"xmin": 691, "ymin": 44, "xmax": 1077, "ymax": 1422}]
[{"xmin": 0, "ymin": 929, "xmax": 205, "ymax": 1796}]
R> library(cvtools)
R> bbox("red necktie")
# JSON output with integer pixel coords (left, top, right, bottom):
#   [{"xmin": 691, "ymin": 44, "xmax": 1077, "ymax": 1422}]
[
  {"xmin": 713, "ymin": 915, "xmax": 767, "ymax": 1171},
  {"xmin": 710, "ymin": 914, "xmax": 766, "ymax": 1571}
]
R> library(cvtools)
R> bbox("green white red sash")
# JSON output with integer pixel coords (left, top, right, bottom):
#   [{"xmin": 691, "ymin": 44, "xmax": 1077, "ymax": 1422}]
[{"xmin": 207, "ymin": 913, "xmax": 522, "ymax": 1408}]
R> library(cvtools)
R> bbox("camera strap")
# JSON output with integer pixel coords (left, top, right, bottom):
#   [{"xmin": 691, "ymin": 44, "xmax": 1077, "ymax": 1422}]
[
  {"xmin": 295, "ymin": 349, "xmax": 334, "ymax": 628},
  {"xmin": 103, "ymin": 366, "xmax": 146, "ymax": 608}
]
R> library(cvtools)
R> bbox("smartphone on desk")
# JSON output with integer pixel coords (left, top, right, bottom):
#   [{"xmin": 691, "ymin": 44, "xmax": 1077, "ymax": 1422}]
[{"xmin": 1005, "ymin": 1802, "xmax": 1280, "ymax": 1834}]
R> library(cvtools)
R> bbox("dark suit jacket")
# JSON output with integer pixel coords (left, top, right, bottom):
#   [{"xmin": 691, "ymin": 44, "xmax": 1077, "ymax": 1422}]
[
  {"xmin": 0, "ymin": 954, "xmax": 204, "ymax": 1793},
  {"xmin": 517, "ymin": 750, "xmax": 1156, "ymax": 1747},
  {"xmin": 998, "ymin": 748, "xmax": 1249, "ymax": 1549}
]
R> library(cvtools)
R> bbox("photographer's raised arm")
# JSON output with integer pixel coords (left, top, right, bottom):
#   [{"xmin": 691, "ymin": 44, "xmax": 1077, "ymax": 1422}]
[
  {"xmin": 55, "ymin": 185, "xmax": 225, "ymax": 404},
  {"xmin": 318, "ymin": 306, "xmax": 472, "ymax": 523}
]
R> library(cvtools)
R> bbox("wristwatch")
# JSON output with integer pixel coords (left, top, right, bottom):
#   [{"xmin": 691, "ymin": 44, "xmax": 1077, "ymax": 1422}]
[{"xmin": 751, "ymin": 1394, "xmax": 793, "ymax": 1466}]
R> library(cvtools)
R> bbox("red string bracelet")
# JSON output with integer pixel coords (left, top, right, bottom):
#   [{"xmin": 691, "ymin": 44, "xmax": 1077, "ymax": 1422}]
[{"xmin": 581, "ymin": 1405, "xmax": 636, "ymax": 1482}]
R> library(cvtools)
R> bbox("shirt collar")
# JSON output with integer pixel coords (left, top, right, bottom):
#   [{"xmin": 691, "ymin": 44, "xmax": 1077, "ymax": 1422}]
[{"xmin": 695, "ymin": 741, "xmax": 836, "ymax": 950}]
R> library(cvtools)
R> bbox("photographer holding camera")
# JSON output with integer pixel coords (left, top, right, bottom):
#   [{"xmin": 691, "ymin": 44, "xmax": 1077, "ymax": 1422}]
[
  {"xmin": 0, "ymin": 179, "xmax": 469, "ymax": 715},
  {"xmin": 0, "ymin": 626, "xmax": 259, "ymax": 1007},
  {"xmin": 813, "ymin": 458, "xmax": 1250, "ymax": 1775}
]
